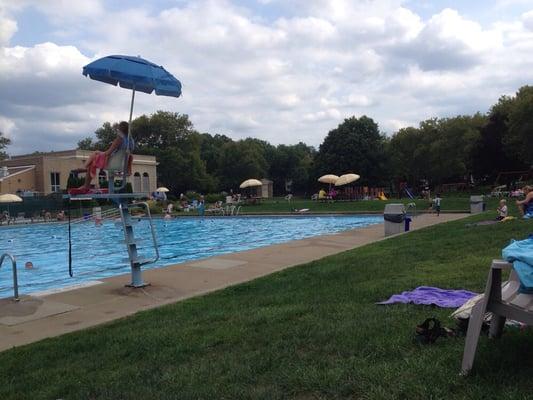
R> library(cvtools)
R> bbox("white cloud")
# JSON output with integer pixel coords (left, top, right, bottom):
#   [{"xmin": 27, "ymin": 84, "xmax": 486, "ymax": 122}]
[
  {"xmin": 0, "ymin": 10, "xmax": 16, "ymax": 46},
  {"xmin": 389, "ymin": 8, "xmax": 502, "ymax": 71},
  {"xmin": 1, "ymin": 0, "xmax": 533, "ymax": 154},
  {"xmin": 0, "ymin": 116, "xmax": 15, "ymax": 137},
  {"xmin": 522, "ymin": 9, "xmax": 533, "ymax": 30},
  {"xmin": 304, "ymin": 108, "xmax": 342, "ymax": 122}
]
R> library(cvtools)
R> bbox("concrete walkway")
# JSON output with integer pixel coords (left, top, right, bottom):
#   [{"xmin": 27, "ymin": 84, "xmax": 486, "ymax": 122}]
[{"xmin": 0, "ymin": 213, "xmax": 468, "ymax": 351}]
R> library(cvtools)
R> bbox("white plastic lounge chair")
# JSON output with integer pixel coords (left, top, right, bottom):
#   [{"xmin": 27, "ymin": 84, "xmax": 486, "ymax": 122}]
[
  {"xmin": 461, "ymin": 259, "xmax": 533, "ymax": 374},
  {"xmin": 490, "ymin": 185, "xmax": 508, "ymax": 198}
]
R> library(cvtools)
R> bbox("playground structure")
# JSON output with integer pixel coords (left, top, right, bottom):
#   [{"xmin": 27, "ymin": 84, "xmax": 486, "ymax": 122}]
[
  {"xmin": 495, "ymin": 170, "xmax": 532, "ymax": 186},
  {"xmin": 335, "ymin": 186, "xmax": 388, "ymax": 201}
]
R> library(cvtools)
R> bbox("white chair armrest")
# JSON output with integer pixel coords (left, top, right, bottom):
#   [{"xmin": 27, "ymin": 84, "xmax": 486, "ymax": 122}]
[{"xmin": 491, "ymin": 259, "xmax": 513, "ymax": 269}]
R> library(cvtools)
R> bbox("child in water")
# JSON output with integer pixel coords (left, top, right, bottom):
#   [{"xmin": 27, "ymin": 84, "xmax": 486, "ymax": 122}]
[{"xmin": 70, "ymin": 121, "xmax": 134, "ymax": 194}]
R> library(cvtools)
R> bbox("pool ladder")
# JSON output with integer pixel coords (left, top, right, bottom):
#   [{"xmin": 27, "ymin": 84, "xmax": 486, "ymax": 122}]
[
  {"xmin": 0, "ymin": 253, "xmax": 19, "ymax": 301},
  {"xmin": 118, "ymin": 202, "xmax": 160, "ymax": 288}
]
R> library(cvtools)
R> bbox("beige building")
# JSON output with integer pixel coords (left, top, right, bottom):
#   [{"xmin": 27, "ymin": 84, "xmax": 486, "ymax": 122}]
[
  {"xmin": 260, "ymin": 179, "xmax": 273, "ymax": 198},
  {"xmin": 0, "ymin": 150, "xmax": 157, "ymax": 195}
]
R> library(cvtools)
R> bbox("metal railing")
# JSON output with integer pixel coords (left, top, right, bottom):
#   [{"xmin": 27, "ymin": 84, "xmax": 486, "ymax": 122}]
[
  {"xmin": 406, "ymin": 202, "xmax": 417, "ymax": 217},
  {"xmin": 119, "ymin": 202, "xmax": 160, "ymax": 265},
  {"xmin": 0, "ymin": 253, "xmax": 19, "ymax": 301}
]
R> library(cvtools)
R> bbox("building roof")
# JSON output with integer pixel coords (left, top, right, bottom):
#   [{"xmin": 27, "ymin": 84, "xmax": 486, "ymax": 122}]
[{"xmin": 5, "ymin": 149, "xmax": 156, "ymax": 165}]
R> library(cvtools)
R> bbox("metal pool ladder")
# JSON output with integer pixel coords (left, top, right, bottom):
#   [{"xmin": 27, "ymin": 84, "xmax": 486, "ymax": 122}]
[
  {"xmin": 0, "ymin": 253, "xmax": 19, "ymax": 301},
  {"xmin": 118, "ymin": 202, "xmax": 160, "ymax": 288}
]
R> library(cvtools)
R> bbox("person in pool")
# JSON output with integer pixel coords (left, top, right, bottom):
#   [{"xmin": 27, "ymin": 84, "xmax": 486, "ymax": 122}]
[
  {"xmin": 516, "ymin": 185, "xmax": 533, "ymax": 218},
  {"xmin": 70, "ymin": 121, "xmax": 134, "ymax": 194}
]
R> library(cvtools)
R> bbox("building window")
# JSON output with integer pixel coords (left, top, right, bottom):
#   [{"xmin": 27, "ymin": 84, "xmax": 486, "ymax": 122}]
[
  {"xmin": 50, "ymin": 172, "xmax": 60, "ymax": 192},
  {"xmin": 133, "ymin": 172, "xmax": 141, "ymax": 192},
  {"xmin": 142, "ymin": 172, "xmax": 150, "ymax": 193}
]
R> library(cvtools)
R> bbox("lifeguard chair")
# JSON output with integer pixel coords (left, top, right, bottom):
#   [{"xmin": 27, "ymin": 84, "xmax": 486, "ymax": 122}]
[{"xmin": 66, "ymin": 148, "xmax": 159, "ymax": 288}]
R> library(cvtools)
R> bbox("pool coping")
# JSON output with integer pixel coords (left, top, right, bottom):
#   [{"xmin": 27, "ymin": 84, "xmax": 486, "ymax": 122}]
[{"xmin": 0, "ymin": 213, "xmax": 469, "ymax": 351}]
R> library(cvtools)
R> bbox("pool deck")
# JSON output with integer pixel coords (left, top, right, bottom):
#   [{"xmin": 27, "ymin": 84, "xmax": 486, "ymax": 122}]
[{"xmin": 0, "ymin": 213, "xmax": 468, "ymax": 351}]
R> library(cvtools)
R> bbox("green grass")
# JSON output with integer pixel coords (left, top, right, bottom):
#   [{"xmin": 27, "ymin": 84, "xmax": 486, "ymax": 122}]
[
  {"xmin": 0, "ymin": 213, "xmax": 532, "ymax": 399},
  {"xmin": 239, "ymin": 196, "xmax": 501, "ymax": 214}
]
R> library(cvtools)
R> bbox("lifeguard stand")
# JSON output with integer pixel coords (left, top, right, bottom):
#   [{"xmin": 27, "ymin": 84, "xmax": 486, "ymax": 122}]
[{"xmin": 66, "ymin": 149, "xmax": 159, "ymax": 287}]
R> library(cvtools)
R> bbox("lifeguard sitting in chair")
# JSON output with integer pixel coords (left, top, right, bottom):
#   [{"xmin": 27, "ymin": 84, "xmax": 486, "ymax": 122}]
[{"xmin": 69, "ymin": 121, "xmax": 134, "ymax": 195}]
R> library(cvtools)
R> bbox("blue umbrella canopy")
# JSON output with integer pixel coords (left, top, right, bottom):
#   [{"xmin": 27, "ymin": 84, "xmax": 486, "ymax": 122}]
[{"xmin": 82, "ymin": 55, "xmax": 182, "ymax": 97}]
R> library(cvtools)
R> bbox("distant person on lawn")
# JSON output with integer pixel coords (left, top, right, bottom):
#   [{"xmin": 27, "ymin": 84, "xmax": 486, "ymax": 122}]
[
  {"xmin": 516, "ymin": 186, "xmax": 533, "ymax": 218},
  {"xmin": 496, "ymin": 199, "xmax": 508, "ymax": 221},
  {"xmin": 433, "ymin": 194, "xmax": 442, "ymax": 216}
]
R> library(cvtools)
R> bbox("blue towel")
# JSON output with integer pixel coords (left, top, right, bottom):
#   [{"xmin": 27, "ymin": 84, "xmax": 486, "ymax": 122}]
[{"xmin": 502, "ymin": 237, "xmax": 533, "ymax": 294}]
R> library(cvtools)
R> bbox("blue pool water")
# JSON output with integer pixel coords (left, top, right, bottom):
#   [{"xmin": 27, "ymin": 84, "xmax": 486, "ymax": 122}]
[{"xmin": 0, "ymin": 215, "xmax": 381, "ymax": 297}]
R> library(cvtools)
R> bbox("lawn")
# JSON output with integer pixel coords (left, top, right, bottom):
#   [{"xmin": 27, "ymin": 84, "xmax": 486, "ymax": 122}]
[
  {"xmin": 0, "ymin": 213, "xmax": 532, "ymax": 399},
  {"xmin": 238, "ymin": 195, "xmax": 502, "ymax": 214}
]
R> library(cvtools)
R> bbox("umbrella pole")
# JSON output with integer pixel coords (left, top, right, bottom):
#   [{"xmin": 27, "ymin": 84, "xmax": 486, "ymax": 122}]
[
  {"xmin": 128, "ymin": 87, "xmax": 136, "ymax": 138},
  {"xmin": 115, "ymin": 86, "xmax": 136, "ymax": 193}
]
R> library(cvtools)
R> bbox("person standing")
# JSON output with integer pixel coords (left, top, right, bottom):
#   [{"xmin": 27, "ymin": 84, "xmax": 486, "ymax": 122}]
[{"xmin": 433, "ymin": 194, "xmax": 442, "ymax": 216}]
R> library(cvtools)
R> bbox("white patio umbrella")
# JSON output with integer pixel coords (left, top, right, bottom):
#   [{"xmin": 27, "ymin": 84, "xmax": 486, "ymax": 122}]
[
  {"xmin": 239, "ymin": 179, "xmax": 262, "ymax": 189},
  {"xmin": 0, "ymin": 194, "xmax": 23, "ymax": 202},
  {"xmin": 156, "ymin": 187, "xmax": 170, "ymax": 192},
  {"xmin": 318, "ymin": 174, "xmax": 339, "ymax": 184},
  {"xmin": 335, "ymin": 173, "xmax": 361, "ymax": 186},
  {"xmin": 0, "ymin": 194, "xmax": 22, "ymax": 217}
]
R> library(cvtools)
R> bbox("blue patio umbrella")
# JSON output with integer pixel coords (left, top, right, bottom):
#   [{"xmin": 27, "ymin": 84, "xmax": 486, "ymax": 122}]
[{"xmin": 82, "ymin": 54, "xmax": 182, "ymax": 135}]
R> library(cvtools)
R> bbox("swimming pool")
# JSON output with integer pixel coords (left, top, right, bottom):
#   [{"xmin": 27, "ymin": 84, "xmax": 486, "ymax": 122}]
[{"xmin": 0, "ymin": 215, "xmax": 381, "ymax": 297}]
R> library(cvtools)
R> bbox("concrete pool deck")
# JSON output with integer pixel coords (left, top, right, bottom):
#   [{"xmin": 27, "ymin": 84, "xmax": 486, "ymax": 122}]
[{"xmin": 0, "ymin": 213, "xmax": 468, "ymax": 351}]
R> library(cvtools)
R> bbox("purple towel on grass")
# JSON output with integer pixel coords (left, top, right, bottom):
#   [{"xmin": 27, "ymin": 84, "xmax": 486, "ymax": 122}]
[{"xmin": 377, "ymin": 286, "xmax": 478, "ymax": 308}]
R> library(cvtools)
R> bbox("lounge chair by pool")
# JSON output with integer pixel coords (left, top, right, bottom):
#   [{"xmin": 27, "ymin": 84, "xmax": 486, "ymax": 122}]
[{"xmin": 461, "ymin": 260, "xmax": 533, "ymax": 374}]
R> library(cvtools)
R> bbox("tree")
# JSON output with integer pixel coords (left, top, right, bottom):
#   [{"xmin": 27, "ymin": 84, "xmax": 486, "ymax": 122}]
[
  {"xmin": 132, "ymin": 111, "xmax": 195, "ymax": 149},
  {"xmin": 502, "ymin": 86, "xmax": 533, "ymax": 166},
  {"xmin": 217, "ymin": 139, "xmax": 269, "ymax": 191},
  {"xmin": 77, "ymin": 122, "xmax": 117, "ymax": 150},
  {"xmin": 471, "ymin": 104, "xmax": 523, "ymax": 181},
  {"xmin": 268, "ymin": 143, "xmax": 315, "ymax": 195},
  {"xmin": 424, "ymin": 115, "xmax": 484, "ymax": 184},
  {"xmin": 198, "ymin": 133, "xmax": 232, "ymax": 176},
  {"xmin": 389, "ymin": 115, "xmax": 485, "ymax": 187},
  {"xmin": 132, "ymin": 113, "xmax": 214, "ymax": 193},
  {"xmin": 314, "ymin": 116, "xmax": 387, "ymax": 185},
  {"xmin": 388, "ymin": 127, "xmax": 427, "ymax": 186},
  {"xmin": 0, "ymin": 131, "xmax": 11, "ymax": 160}
]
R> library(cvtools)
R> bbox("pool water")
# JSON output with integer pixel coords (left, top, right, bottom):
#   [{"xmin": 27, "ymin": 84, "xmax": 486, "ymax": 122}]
[{"xmin": 0, "ymin": 215, "xmax": 381, "ymax": 297}]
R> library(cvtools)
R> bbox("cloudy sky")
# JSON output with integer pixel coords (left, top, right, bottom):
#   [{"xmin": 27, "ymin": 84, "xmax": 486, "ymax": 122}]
[{"xmin": 1, "ymin": 0, "xmax": 533, "ymax": 154}]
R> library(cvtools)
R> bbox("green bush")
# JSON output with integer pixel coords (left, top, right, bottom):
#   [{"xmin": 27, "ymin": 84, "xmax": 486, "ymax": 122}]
[
  {"xmin": 205, "ymin": 193, "xmax": 224, "ymax": 203},
  {"xmin": 185, "ymin": 191, "xmax": 201, "ymax": 201},
  {"xmin": 67, "ymin": 175, "xmax": 84, "ymax": 189},
  {"xmin": 146, "ymin": 200, "xmax": 163, "ymax": 214}
]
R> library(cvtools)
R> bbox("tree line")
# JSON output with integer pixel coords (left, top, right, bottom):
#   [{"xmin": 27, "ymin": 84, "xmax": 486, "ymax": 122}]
[
  {"xmin": 1, "ymin": 86, "xmax": 531, "ymax": 197},
  {"xmin": 76, "ymin": 85, "xmax": 532, "ymax": 196}
]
